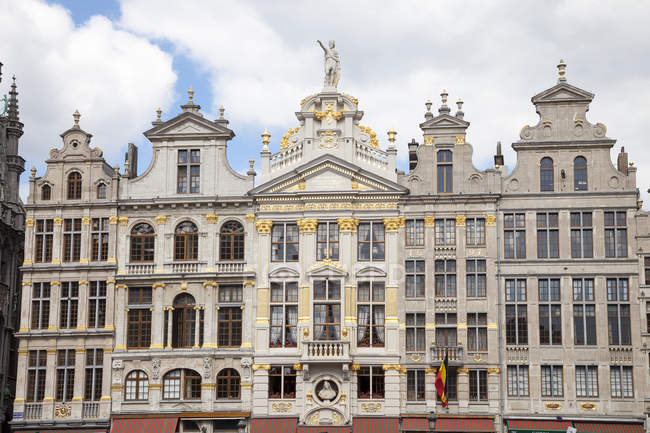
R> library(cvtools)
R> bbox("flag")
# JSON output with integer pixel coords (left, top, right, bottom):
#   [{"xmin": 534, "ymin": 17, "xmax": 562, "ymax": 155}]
[{"xmin": 435, "ymin": 352, "xmax": 448, "ymax": 407}]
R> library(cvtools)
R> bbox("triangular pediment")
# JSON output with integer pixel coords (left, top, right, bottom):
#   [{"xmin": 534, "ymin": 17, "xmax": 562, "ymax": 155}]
[
  {"xmin": 419, "ymin": 113, "xmax": 470, "ymax": 129},
  {"xmin": 308, "ymin": 260, "xmax": 348, "ymax": 278},
  {"xmin": 532, "ymin": 83, "xmax": 594, "ymax": 104},
  {"xmin": 249, "ymin": 154, "xmax": 408, "ymax": 196},
  {"xmin": 143, "ymin": 112, "xmax": 234, "ymax": 139}
]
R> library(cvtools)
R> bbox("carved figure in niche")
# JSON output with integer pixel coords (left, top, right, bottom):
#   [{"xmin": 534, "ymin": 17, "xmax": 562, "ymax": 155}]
[
  {"xmin": 317, "ymin": 40, "xmax": 341, "ymax": 88},
  {"xmin": 316, "ymin": 380, "xmax": 338, "ymax": 401}
]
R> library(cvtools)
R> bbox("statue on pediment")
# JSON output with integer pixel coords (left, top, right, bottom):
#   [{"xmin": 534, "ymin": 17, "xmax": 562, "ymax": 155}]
[{"xmin": 317, "ymin": 40, "xmax": 340, "ymax": 89}]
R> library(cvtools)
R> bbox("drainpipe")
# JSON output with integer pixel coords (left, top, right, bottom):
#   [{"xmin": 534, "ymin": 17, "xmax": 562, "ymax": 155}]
[{"xmin": 495, "ymin": 199, "xmax": 505, "ymax": 433}]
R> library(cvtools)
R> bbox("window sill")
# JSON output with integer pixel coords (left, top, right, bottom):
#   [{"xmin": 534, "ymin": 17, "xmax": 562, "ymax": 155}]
[{"xmin": 269, "ymin": 398, "xmax": 296, "ymax": 401}]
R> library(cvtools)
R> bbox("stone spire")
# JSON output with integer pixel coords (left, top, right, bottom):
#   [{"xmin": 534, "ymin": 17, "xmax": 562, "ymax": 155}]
[
  {"xmin": 557, "ymin": 59, "xmax": 567, "ymax": 83},
  {"xmin": 7, "ymin": 75, "xmax": 19, "ymax": 121}
]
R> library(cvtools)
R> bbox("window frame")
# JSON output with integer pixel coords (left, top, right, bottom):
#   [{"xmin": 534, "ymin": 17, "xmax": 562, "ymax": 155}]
[
  {"xmin": 406, "ymin": 312, "xmax": 426, "ymax": 354},
  {"xmin": 177, "ymin": 149, "xmax": 201, "ymax": 194},
  {"xmin": 91, "ymin": 217, "xmax": 109, "ymax": 262},
  {"xmin": 271, "ymin": 223, "xmax": 299, "ymax": 262},
  {"xmin": 435, "ymin": 218, "xmax": 456, "ymax": 246},
  {"xmin": 313, "ymin": 279, "xmax": 341, "ymax": 341},
  {"xmin": 27, "ymin": 350, "xmax": 47, "ymax": 402},
  {"xmin": 575, "ymin": 365, "xmax": 598, "ymax": 398},
  {"xmin": 467, "ymin": 312, "xmax": 488, "ymax": 352},
  {"xmin": 124, "ymin": 370, "xmax": 149, "ymax": 401},
  {"xmin": 218, "ymin": 306, "xmax": 242, "ymax": 348},
  {"xmin": 466, "ymin": 259, "xmax": 486, "ymax": 298},
  {"xmin": 358, "ymin": 366, "xmax": 385, "ymax": 399},
  {"xmin": 505, "ymin": 279, "xmax": 528, "ymax": 346},
  {"xmin": 607, "ymin": 278, "xmax": 631, "ymax": 346},
  {"xmin": 317, "ymin": 222, "xmax": 339, "ymax": 260},
  {"xmin": 435, "ymin": 259, "xmax": 457, "ymax": 297},
  {"xmin": 67, "ymin": 171, "xmax": 82, "ymax": 200},
  {"xmin": 466, "ymin": 217, "xmax": 486, "ymax": 246},
  {"xmin": 406, "ymin": 369, "xmax": 426, "ymax": 401},
  {"xmin": 357, "ymin": 222, "xmax": 385, "ymax": 261},
  {"xmin": 574, "ymin": 156, "xmax": 588, "ymax": 191},
  {"xmin": 468, "ymin": 369, "xmax": 488, "ymax": 401},
  {"xmin": 604, "ymin": 211, "xmax": 627, "ymax": 258},
  {"xmin": 88, "ymin": 281, "xmax": 107, "ymax": 329},
  {"xmin": 59, "ymin": 281, "xmax": 79, "ymax": 329},
  {"xmin": 174, "ymin": 221, "xmax": 199, "ymax": 261},
  {"xmin": 540, "ymin": 157, "xmax": 554, "ymax": 192},
  {"xmin": 504, "ymin": 213, "xmax": 526, "ymax": 259},
  {"xmin": 55, "ymin": 349, "xmax": 76, "ymax": 402},
  {"xmin": 63, "ymin": 218, "xmax": 82, "ymax": 262},
  {"xmin": 216, "ymin": 368, "xmax": 241, "ymax": 400},
  {"xmin": 405, "ymin": 219, "xmax": 425, "ymax": 247},
  {"xmin": 357, "ymin": 281, "xmax": 385, "ymax": 348},
  {"xmin": 31, "ymin": 282, "xmax": 50, "ymax": 330},
  {"xmin": 268, "ymin": 366, "xmax": 296, "ymax": 399},
  {"xmin": 610, "ymin": 365, "xmax": 634, "ymax": 399},
  {"xmin": 96, "ymin": 182, "xmax": 107, "ymax": 199},
  {"xmin": 219, "ymin": 220, "xmax": 245, "ymax": 261},
  {"xmin": 570, "ymin": 212, "xmax": 593, "ymax": 258},
  {"xmin": 536, "ymin": 212, "xmax": 559, "ymax": 259},
  {"xmin": 507, "ymin": 365, "xmax": 529, "ymax": 397},
  {"xmin": 437, "ymin": 150, "xmax": 453, "ymax": 193},
  {"xmin": 162, "ymin": 369, "xmax": 202, "ymax": 401},
  {"xmin": 41, "ymin": 184, "xmax": 51, "ymax": 201},
  {"xmin": 130, "ymin": 223, "xmax": 155, "ymax": 263},
  {"xmin": 405, "ymin": 259, "xmax": 425, "ymax": 298},
  {"xmin": 538, "ymin": 278, "xmax": 562, "ymax": 345},
  {"xmin": 34, "ymin": 219, "xmax": 54, "ymax": 263},
  {"xmin": 84, "ymin": 348, "xmax": 103, "ymax": 401},
  {"xmin": 573, "ymin": 278, "xmax": 596, "ymax": 346},
  {"xmin": 127, "ymin": 287, "xmax": 153, "ymax": 349},
  {"xmin": 541, "ymin": 365, "xmax": 564, "ymax": 397},
  {"xmin": 270, "ymin": 281, "xmax": 298, "ymax": 348}
]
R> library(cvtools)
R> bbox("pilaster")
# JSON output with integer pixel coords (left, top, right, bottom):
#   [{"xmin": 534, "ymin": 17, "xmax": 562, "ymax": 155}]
[
  {"xmin": 76, "ymin": 280, "xmax": 88, "ymax": 330},
  {"xmin": 241, "ymin": 281, "xmax": 255, "ymax": 349},
  {"xmin": 457, "ymin": 367, "xmax": 469, "ymax": 408},
  {"xmin": 52, "ymin": 217, "xmax": 63, "ymax": 264},
  {"xmin": 114, "ymin": 284, "xmax": 127, "ymax": 349},
  {"xmin": 48, "ymin": 281, "xmax": 60, "ymax": 331},
  {"xmin": 104, "ymin": 280, "xmax": 116, "ymax": 331},
  {"xmin": 80, "ymin": 216, "xmax": 90, "ymax": 263}
]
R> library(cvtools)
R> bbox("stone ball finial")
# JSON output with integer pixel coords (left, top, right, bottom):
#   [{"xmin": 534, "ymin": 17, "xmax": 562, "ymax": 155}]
[
  {"xmin": 425, "ymin": 99, "xmax": 432, "ymax": 112},
  {"xmin": 73, "ymin": 109, "xmax": 80, "ymax": 126},
  {"xmin": 219, "ymin": 105, "xmax": 225, "ymax": 119},
  {"xmin": 557, "ymin": 59, "xmax": 567, "ymax": 82},
  {"xmin": 456, "ymin": 98, "xmax": 464, "ymax": 110},
  {"xmin": 261, "ymin": 129, "xmax": 271, "ymax": 150},
  {"xmin": 440, "ymin": 89, "xmax": 448, "ymax": 105},
  {"xmin": 156, "ymin": 107, "xmax": 162, "ymax": 121},
  {"xmin": 387, "ymin": 129, "xmax": 397, "ymax": 145},
  {"xmin": 114, "ymin": 164, "xmax": 120, "ymax": 175},
  {"xmin": 188, "ymin": 87, "xmax": 194, "ymax": 102},
  {"xmin": 30, "ymin": 166, "xmax": 36, "ymax": 178}
]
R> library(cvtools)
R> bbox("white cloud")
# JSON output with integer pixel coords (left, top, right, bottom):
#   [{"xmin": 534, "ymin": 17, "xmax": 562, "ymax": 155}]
[{"xmin": 0, "ymin": 0, "xmax": 176, "ymax": 190}]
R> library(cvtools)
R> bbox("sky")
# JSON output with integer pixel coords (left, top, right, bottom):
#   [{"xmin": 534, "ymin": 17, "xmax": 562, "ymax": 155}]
[{"xmin": 1, "ymin": 0, "xmax": 650, "ymax": 204}]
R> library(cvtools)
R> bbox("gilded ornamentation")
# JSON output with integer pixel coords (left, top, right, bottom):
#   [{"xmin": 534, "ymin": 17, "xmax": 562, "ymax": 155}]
[
  {"xmin": 280, "ymin": 127, "xmax": 300, "ymax": 149},
  {"xmin": 25, "ymin": 218, "xmax": 34, "ymax": 227},
  {"xmin": 410, "ymin": 353, "xmax": 422, "ymax": 362},
  {"xmin": 306, "ymin": 391, "xmax": 312, "ymax": 403},
  {"xmin": 206, "ymin": 214, "xmax": 218, "ymax": 224},
  {"xmin": 382, "ymin": 364, "xmax": 402, "ymax": 372},
  {"xmin": 152, "ymin": 282, "xmax": 166, "ymax": 289},
  {"xmin": 292, "ymin": 363, "xmax": 302, "ymax": 371},
  {"xmin": 256, "ymin": 220, "xmax": 273, "ymax": 234},
  {"xmin": 109, "ymin": 216, "xmax": 118, "ymax": 225},
  {"xmin": 350, "ymin": 364, "xmax": 360, "ymax": 371},
  {"xmin": 383, "ymin": 217, "xmax": 406, "ymax": 232},
  {"xmin": 54, "ymin": 218, "xmax": 63, "ymax": 226},
  {"xmin": 580, "ymin": 402, "xmax": 596, "ymax": 411},
  {"xmin": 424, "ymin": 216, "xmax": 436, "ymax": 227},
  {"xmin": 337, "ymin": 217, "xmax": 360, "ymax": 232},
  {"xmin": 245, "ymin": 213, "xmax": 256, "ymax": 222},
  {"xmin": 340, "ymin": 391, "xmax": 346, "ymax": 403},
  {"xmin": 203, "ymin": 281, "xmax": 217, "ymax": 288},
  {"xmin": 118, "ymin": 216, "xmax": 128, "ymax": 226},
  {"xmin": 272, "ymin": 402, "xmax": 293, "ymax": 413},
  {"xmin": 485, "ymin": 215, "xmax": 496, "ymax": 226},
  {"xmin": 359, "ymin": 125, "xmax": 379, "ymax": 148},
  {"xmin": 55, "ymin": 403, "xmax": 72, "ymax": 418},
  {"xmin": 81, "ymin": 217, "xmax": 90, "ymax": 225},
  {"xmin": 297, "ymin": 218, "xmax": 318, "ymax": 233},
  {"xmin": 252, "ymin": 364, "xmax": 271, "ymax": 371},
  {"xmin": 341, "ymin": 327, "xmax": 349, "ymax": 338},
  {"xmin": 457, "ymin": 368, "xmax": 469, "ymax": 375},
  {"xmin": 487, "ymin": 368, "xmax": 500, "ymax": 375},
  {"xmin": 308, "ymin": 413, "xmax": 320, "ymax": 425},
  {"xmin": 456, "ymin": 135, "xmax": 465, "ymax": 145},
  {"xmin": 545, "ymin": 402, "xmax": 562, "ymax": 410},
  {"xmin": 424, "ymin": 136, "xmax": 434, "ymax": 146},
  {"xmin": 332, "ymin": 413, "xmax": 342, "ymax": 425},
  {"xmin": 313, "ymin": 103, "xmax": 343, "ymax": 124},
  {"xmin": 425, "ymin": 368, "xmax": 437, "ymax": 375},
  {"xmin": 303, "ymin": 328, "xmax": 310, "ymax": 339},
  {"xmin": 473, "ymin": 353, "xmax": 482, "ymax": 362},
  {"xmin": 361, "ymin": 402, "xmax": 382, "ymax": 413},
  {"xmin": 342, "ymin": 93, "xmax": 358, "ymax": 105},
  {"xmin": 456, "ymin": 215, "xmax": 466, "ymax": 226},
  {"xmin": 243, "ymin": 280, "xmax": 256, "ymax": 286},
  {"xmin": 260, "ymin": 201, "xmax": 398, "ymax": 212},
  {"xmin": 319, "ymin": 130, "xmax": 339, "ymax": 150},
  {"xmin": 155, "ymin": 215, "xmax": 166, "ymax": 225}
]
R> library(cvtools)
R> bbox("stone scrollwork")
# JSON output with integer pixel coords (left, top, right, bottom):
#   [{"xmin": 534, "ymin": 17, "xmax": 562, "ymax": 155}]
[
  {"xmin": 256, "ymin": 220, "xmax": 273, "ymax": 234},
  {"xmin": 361, "ymin": 402, "xmax": 382, "ymax": 413},
  {"xmin": 337, "ymin": 217, "xmax": 360, "ymax": 232},
  {"xmin": 383, "ymin": 217, "xmax": 405, "ymax": 232},
  {"xmin": 272, "ymin": 402, "xmax": 292, "ymax": 413},
  {"xmin": 240, "ymin": 357, "xmax": 252, "ymax": 379},
  {"xmin": 297, "ymin": 218, "xmax": 318, "ymax": 233},
  {"xmin": 485, "ymin": 215, "xmax": 496, "ymax": 226},
  {"xmin": 152, "ymin": 359, "xmax": 161, "ymax": 380},
  {"xmin": 55, "ymin": 403, "xmax": 72, "ymax": 418},
  {"xmin": 203, "ymin": 357, "xmax": 212, "ymax": 379}
]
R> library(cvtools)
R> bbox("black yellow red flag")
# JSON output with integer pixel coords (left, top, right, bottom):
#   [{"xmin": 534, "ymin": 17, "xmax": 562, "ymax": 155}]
[{"xmin": 435, "ymin": 352, "xmax": 448, "ymax": 407}]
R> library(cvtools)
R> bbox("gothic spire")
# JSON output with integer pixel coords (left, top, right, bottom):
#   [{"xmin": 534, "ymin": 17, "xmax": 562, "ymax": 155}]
[{"xmin": 8, "ymin": 75, "xmax": 19, "ymax": 121}]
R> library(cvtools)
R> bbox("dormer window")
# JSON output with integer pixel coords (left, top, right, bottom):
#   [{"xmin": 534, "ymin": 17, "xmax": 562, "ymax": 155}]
[
  {"xmin": 540, "ymin": 157, "xmax": 554, "ymax": 192},
  {"xmin": 437, "ymin": 150, "xmax": 453, "ymax": 193},
  {"xmin": 96, "ymin": 183, "xmax": 106, "ymax": 199},
  {"xmin": 67, "ymin": 172, "xmax": 82, "ymax": 199},
  {"xmin": 574, "ymin": 156, "xmax": 588, "ymax": 191},
  {"xmin": 177, "ymin": 149, "xmax": 200, "ymax": 194},
  {"xmin": 41, "ymin": 185, "xmax": 51, "ymax": 201}
]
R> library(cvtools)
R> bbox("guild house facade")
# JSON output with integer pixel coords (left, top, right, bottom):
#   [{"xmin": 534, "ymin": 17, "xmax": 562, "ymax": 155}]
[{"xmin": 10, "ymin": 46, "xmax": 650, "ymax": 433}]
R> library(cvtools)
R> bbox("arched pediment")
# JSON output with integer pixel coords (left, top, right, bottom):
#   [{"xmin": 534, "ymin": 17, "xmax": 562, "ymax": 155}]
[
  {"xmin": 355, "ymin": 266, "xmax": 386, "ymax": 279},
  {"xmin": 269, "ymin": 266, "xmax": 300, "ymax": 279}
]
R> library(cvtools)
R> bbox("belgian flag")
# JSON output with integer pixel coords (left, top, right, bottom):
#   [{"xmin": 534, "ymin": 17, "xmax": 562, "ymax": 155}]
[{"xmin": 435, "ymin": 352, "xmax": 448, "ymax": 407}]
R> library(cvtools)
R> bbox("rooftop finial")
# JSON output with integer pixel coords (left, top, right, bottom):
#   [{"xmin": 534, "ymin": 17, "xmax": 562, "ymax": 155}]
[
  {"xmin": 455, "ymin": 98, "xmax": 464, "ymax": 119},
  {"xmin": 219, "ymin": 105, "xmax": 225, "ymax": 119},
  {"xmin": 73, "ymin": 109, "xmax": 80, "ymax": 126},
  {"xmin": 425, "ymin": 99, "xmax": 432, "ymax": 112},
  {"xmin": 387, "ymin": 129, "xmax": 397, "ymax": 147},
  {"xmin": 438, "ymin": 89, "xmax": 450, "ymax": 114},
  {"xmin": 30, "ymin": 166, "xmax": 36, "ymax": 178},
  {"xmin": 188, "ymin": 87, "xmax": 194, "ymax": 103},
  {"xmin": 156, "ymin": 107, "xmax": 162, "ymax": 121},
  {"xmin": 557, "ymin": 59, "xmax": 567, "ymax": 83},
  {"xmin": 261, "ymin": 129, "xmax": 271, "ymax": 151}
]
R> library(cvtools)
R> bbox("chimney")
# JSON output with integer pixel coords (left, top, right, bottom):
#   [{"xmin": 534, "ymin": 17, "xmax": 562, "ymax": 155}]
[
  {"xmin": 408, "ymin": 138, "xmax": 419, "ymax": 171},
  {"xmin": 124, "ymin": 143, "xmax": 138, "ymax": 179},
  {"xmin": 494, "ymin": 141, "xmax": 504, "ymax": 167},
  {"xmin": 617, "ymin": 147, "xmax": 628, "ymax": 175}
]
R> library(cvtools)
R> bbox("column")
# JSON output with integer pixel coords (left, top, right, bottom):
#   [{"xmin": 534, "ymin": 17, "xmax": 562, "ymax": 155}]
[
  {"xmin": 424, "ymin": 216, "xmax": 436, "ymax": 346},
  {"xmin": 19, "ymin": 282, "xmax": 31, "ymax": 332},
  {"xmin": 100, "ymin": 348, "xmax": 112, "ymax": 418},
  {"xmin": 49, "ymin": 281, "xmax": 60, "ymax": 331},
  {"xmin": 114, "ymin": 284, "xmax": 127, "ymax": 350},
  {"xmin": 202, "ymin": 282, "xmax": 217, "ymax": 348},
  {"xmin": 241, "ymin": 281, "xmax": 255, "ymax": 349},
  {"xmin": 116, "ymin": 217, "xmax": 129, "ymax": 271},
  {"xmin": 151, "ymin": 283, "xmax": 165, "ymax": 349},
  {"xmin": 382, "ymin": 365, "xmax": 401, "ymax": 416},
  {"xmin": 255, "ymin": 221, "xmax": 272, "ymax": 350},
  {"xmin": 71, "ymin": 349, "xmax": 85, "ymax": 417},
  {"xmin": 297, "ymin": 219, "xmax": 317, "ymax": 343},
  {"xmin": 80, "ymin": 216, "xmax": 90, "ymax": 264},
  {"xmin": 108, "ymin": 216, "xmax": 118, "ymax": 267},
  {"xmin": 155, "ymin": 215, "xmax": 167, "ymax": 272},
  {"xmin": 205, "ymin": 213, "xmax": 218, "ymax": 270},
  {"xmin": 425, "ymin": 368, "xmax": 437, "ymax": 412},
  {"xmin": 24, "ymin": 218, "xmax": 34, "ymax": 265},
  {"xmin": 104, "ymin": 280, "xmax": 116, "ymax": 331},
  {"xmin": 52, "ymin": 217, "xmax": 63, "ymax": 264},
  {"xmin": 13, "ymin": 350, "xmax": 28, "ymax": 413},
  {"xmin": 487, "ymin": 368, "xmax": 501, "ymax": 412},
  {"xmin": 42, "ymin": 348, "xmax": 57, "ymax": 419},
  {"xmin": 252, "ymin": 364, "xmax": 270, "ymax": 416},
  {"xmin": 383, "ymin": 217, "xmax": 404, "ymax": 355},
  {"xmin": 165, "ymin": 308, "xmax": 174, "ymax": 349},
  {"xmin": 337, "ymin": 218, "xmax": 359, "ymax": 334},
  {"xmin": 194, "ymin": 305, "xmax": 202, "ymax": 348},
  {"xmin": 77, "ymin": 280, "xmax": 89, "ymax": 330},
  {"xmin": 457, "ymin": 367, "xmax": 469, "ymax": 408}
]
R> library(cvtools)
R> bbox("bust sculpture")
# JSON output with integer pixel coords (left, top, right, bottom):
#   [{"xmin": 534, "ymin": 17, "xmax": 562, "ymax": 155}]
[
  {"xmin": 317, "ymin": 40, "xmax": 341, "ymax": 89},
  {"xmin": 317, "ymin": 380, "xmax": 336, "ymax": 401}
]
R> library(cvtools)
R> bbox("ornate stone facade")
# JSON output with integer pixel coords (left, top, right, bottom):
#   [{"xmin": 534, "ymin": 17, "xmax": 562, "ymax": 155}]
[{"xmin": 11, "ymin": 57, "xmax": 650, "ymax": 433}]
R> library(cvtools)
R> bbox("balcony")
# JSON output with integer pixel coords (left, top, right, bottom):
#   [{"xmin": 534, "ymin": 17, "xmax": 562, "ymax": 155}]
[
  {"xmin": 82, "ymin": 402, "xmax": 100, "ymax": 418},
  {"xmin": 430, "ymin": 345, "xmax": 463, "ymax": 363},
  {"xmin": 215, "ymin": 262, "xmax": 246, "ymax": 273},
  {"xmin": 24, "ymin": 403, "xmax": 42, "ymax": 420},
  {"xmin": 609, "ymin": 346, "xmax": 633, "ymax": 364},
  {"xmin": 126, "ymin": 263, "xmax": 155, "ymax": 275},
  {"xmin": 301, "ymin": 340, "xmax": 350, "ymax": 362},
  {"xmin": 165, "ymin": 261, "xmax": 207, "ymax": 273},
  {"xmin": 505, "ymin": 346, "xmax": 529, "ymax": 363}
]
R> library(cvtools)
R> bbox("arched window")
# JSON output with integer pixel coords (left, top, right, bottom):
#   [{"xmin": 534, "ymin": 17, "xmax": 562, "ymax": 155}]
[
  {"xmin": 216, "ymin": 368, "xmax": 240, "ymax": 400},
  {"xmin": 97, "ymin": 183, "xmax": 107, "ymax": 199},
  {"xmin": 124, "ymin": 370, "xmax": 149, "ymax": 401},
  {"xmin": 67, "ymin": 172, "xmax": 82, "ymax": 199},
  {"xmin": 437, "ymin": 151, "xmax": 452, "ymax": 193},
  {"xmin": 162, "ymin": 369, "xmax": 201, "ymax": 400},
  {"xmin": 130, "ymin": 223, "xmax": 155, "ymax": 262},
  {"xmin": 41, "ymin": 185, "xmax": 51, "ymax": 201},
  {"xmin": 174, "ymin": 221, "xmax": 198, "ymax": 261},
  {"xmin": 172, "ymin": 293, "xmax": 203, "ymax": 348},
  {"xmin": 220, "ymin": 221, "xmax": 244, "ymax": 261},
  {"xmin": 540, "ymin": 157, "xmax": 554, "ymax": 191},
  {"xmin": 574, "ymin": 156, "xmax": 587, "ymax": 191}
]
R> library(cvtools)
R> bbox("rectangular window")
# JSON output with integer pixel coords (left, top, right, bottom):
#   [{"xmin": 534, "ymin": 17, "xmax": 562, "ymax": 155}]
[
  {"xmin": 575, "ymin": 365, "xmax": 598, "ymax": 398},
  {"xmin": 59, "ymin": 281, "xmax": 79, "ymax": 329},
  {"xmin": 357, "ymin": 282, "xmax": 385, "ymax": 347},
  {"xmin": 27, "ymin": 350, "xmax": 47, "ymax": 402},
  {"xmin": 127, "ymin": 287, "xmax": 152, "ymax": 349},
  {"xmin": 437, "ymin": 368, "xmax": 458, "ymax": 402},
  {"xmin": 177, "ymin": 149, "xmax": 200, "ymax": 194},
  {"xmin": 435, "ymin": 218, "xmax": 456, "ymax": 246},
  {"xmin": 504, "ymin": 213, "xmax": 526, "ymax": 259},
  {"xmin": 407, "ymin": 369, "xmax": 425, "ymax": 401},
  {"xmin": 56, "ymin": 349, "xmax": 75, "ymax": 402},
  {"xmin": 610, "ymin": 366, "xmax": 633, "ymax": 398},
  {"xmin": 571, "ymin": 212, "xmax": 593, "ymax": 258},
  {"xmin": 317, "ymin": 222, "xmax": 339, "ymax": 260},
  {"xmin": 358, "ymin": 222, "xmax": 385, "ymax": 261},
  {"xmin": 91, "ymin": 217, "xmax": 109, "ymax": 261},
  {"xmin": 469, "ymin": 369, "xmax": 488, "ymax": 401},
  {"xmin": 84, "ymin": 349, "xmax": 103, "ymax": 401},
  {"xmin": 537, "ymin": 212, "xmax": 559, "ymax": 258},
  {"xmin": 358, "ymin": 366, "xmax": 384, "ymax": 399},
  {"xmin": 63, "ymin": 218, "xmax": 82, "ymax": 262},
  {"xmin": 647, "ymin": 302, "xmax": 650, "ymax": 334},
  {"xmin": 541, "ymin": 365, "xmax": 563, "ymax": 397},
  {"xmin": 31, "ymin": 282, "xmax": 50, "ymax": 330},
  {"xmin": 313, "ymin": 280, "xmax": 341, "ymax": 341},
  {"xmin": 466, "ymin": 259, "xmax": 486, "ymax": 297},
  {"xmin": 607, "ymin": 278, "xmax": 631, "ymax": 346},
  {"xmin": 218, "ymin": 284, "xmax": 243, "ymax": 303},
  {"xmin": 605, "ymin": 211, "xmax": 627, "ymax": 257},
  {"xmin": 218, "ymin": 307, "xmax": 242, "ymax": 347},
  {"xmin": 406, "ymin": 313, "xmax": 425, "ymax": 353},
  {"xmin": 435, "ymin": 259, "xmax": 456, "ymax": 297},
  {"xmin": 405, "ymin": 219, "xmax": 424, "ymax": 246},
  {"xmin": 268, "ymin": 366, "xmax": 296, "ymax": 399},
  {"xmin": 505, "ymin": 279, "xmax": 527, "ymax": 345},
  {"xmin": 435, "ymin": 313, "xmax": 457, "ymax": 348},
  {"xmin": 507, "ymin": 365, "xmax": 529, "ymax": 397},
  {"xmin": 34, "ymin": 219, "xmax": 54, "ymax": 263},
  {"xmin": 466, "ymin": 217, "xmax": 486, "ymax": 246},
  {"xmin": 271, "ymin": 223, "xmax": 299, "ymax": 262},
  {"xmin": 539, "ymin": 279, "xmax": 561, "ymax": 345},
  {"xmin": 270, "ymin": 282, "xmax": 298, "ymax": 348},
  {"xmin": 88, "ymin": 281, "xmax": 107, "ymax": 329},
  {"xmin": 405, "ymin": 260, "xmax": 425, "ymax": 298},
  {"xmin": 645, "ymin": 257, "xmax": 650, "ymax": 285},
  {"xmin": 573, "ymin": 278, "xmax": 596, "ymax": 345},
  {"xmin": 467, "ymin": 313, "xmax": 487, "ymax": 352}
]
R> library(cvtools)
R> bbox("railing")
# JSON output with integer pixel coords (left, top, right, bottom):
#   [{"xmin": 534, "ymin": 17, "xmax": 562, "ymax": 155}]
[
  {"xmin": 431, "ymin": 345, "xmax": 463, "ymax": 362},
  {"xmin": 506, "ymin": 346, "xmax": 529, "ymax": 363},
  {"xmin": 24, "ymin": 403, "xmax": 42, "ymax": 420},
  {"xmin": 271, "ymin": 143, "xmax": 303, "ymax": 172},
  {"xmin": 168, "ymin": 262, "xmax": 206, "ymax": 273},
  {"xmin": 609, "ymin": 346, "xmax": 633, "ymax": 364},
  {"xmin": 215, "ymin": 262, "xmax": 246, "ymax": 273},
  {"xmin": 302, "ymin": 341, "xmax": 350, "ymax": 361},
  {"xmin": 434, "ymin": 297, "xmax": 457, "ymax": 311},
  {"xmin": 126, "ymin": 263, "xmax": 155, "ymax": 275},
  {"xmin": 82, "ymin": 402, "xmax": 100, "ymax": 418},
  {"xmin": 355, "ymin": 142, "xmax": 388, "ymax": 168}
]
